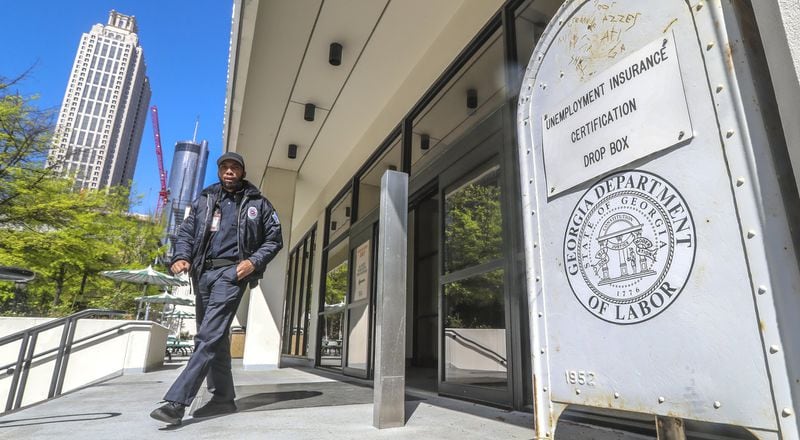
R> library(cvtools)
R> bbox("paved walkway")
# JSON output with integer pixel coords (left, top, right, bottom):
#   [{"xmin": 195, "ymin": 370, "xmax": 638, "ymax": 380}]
[{"xmin": 0, "ymin": 360, "xmax": 649, "ymax": 439}]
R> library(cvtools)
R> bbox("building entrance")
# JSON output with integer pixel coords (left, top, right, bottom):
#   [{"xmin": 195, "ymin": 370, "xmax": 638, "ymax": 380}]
[
  {"xmin": 406, "ymin": 110, "xmax": 516, "ymax": 407},
  {"xmin": 407, "ymin": 188, "xmax": 439, "ymax": 392}
]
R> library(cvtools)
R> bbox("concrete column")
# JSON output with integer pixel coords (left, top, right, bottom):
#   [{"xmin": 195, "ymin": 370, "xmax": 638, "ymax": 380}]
[
  {"xmin": 373, "ymin": 170, "xmax": 408, "ymax": 429},
  {"xmin": 242, "ymin": 167, "xmax": 296, "ymax": 369}
]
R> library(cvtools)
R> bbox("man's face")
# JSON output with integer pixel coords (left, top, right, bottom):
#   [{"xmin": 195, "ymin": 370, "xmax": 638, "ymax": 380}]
[{"xmin": 218, "ymin": 159, "xmax": 245, "ymax": 191}]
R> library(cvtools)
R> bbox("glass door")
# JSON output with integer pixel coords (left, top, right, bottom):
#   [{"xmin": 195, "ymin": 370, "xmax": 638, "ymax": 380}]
[
  {"xmin": 438, "ymin": 132, "xmax": 510, "ymax": 406},
  {"xmin": 342, "ymin": 219, "xmax": 377, "ymax": 378},
  {"xmin": 319, "ymin": 238, "xmax": 348, "ymax": 369}
]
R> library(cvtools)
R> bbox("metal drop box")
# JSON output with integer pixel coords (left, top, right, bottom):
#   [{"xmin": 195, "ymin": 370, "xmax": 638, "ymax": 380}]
[{"xmin": 516, "ymin": 1, "xmax": 800, "ymax": 438}]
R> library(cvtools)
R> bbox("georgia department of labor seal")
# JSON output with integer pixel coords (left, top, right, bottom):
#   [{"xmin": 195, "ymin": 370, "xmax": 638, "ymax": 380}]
[{"xmin": 563, "ymin": 170, "xmax": 696, "ymax": 324}]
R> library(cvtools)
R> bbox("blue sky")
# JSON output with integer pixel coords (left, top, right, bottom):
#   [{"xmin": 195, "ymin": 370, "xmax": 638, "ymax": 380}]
[{"xmin": 1, "ymin": 1, "xmax": 232, "ymax": 214}]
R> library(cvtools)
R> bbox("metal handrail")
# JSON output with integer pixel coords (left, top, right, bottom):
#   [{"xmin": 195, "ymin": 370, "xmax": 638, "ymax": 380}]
[
  {"xmin": 444, "ymin": 328, "xmax": 508, "ymax": 366},
  {"xmin": 0, "ymin": 309, "xmax": 124, "ymax": 412}
]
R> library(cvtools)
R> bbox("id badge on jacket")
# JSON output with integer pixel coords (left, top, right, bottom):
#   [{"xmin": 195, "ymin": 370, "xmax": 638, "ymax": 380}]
[{"xmin": 211, "ymin": 209, "xmax": 221, "ymax": 232}]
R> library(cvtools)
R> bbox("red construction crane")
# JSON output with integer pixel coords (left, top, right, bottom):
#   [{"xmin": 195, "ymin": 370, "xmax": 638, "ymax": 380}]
[{"xmin": 150, "ymin": 106, "xmax": 169, "ymax": 218}]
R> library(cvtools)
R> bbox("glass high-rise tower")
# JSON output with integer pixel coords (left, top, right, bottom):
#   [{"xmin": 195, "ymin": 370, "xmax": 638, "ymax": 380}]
[
  {"xmin": 165, "ymin": 139, "xmax": 209, "ymax": 258},
  {"xmin": 48, "ymin": 10, "xmax": 151, "ymax": 190}
]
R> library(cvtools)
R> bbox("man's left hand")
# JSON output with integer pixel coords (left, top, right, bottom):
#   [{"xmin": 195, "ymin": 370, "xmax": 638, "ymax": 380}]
[{"xmin": 236, "ymin": 259, "xmax": 255, "ymax": 280}]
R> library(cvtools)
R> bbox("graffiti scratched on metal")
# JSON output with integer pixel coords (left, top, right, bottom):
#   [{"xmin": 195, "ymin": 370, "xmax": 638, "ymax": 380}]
[{"xmin": 557, "ymin": 2, "xmax": 644, "ymax": 81}]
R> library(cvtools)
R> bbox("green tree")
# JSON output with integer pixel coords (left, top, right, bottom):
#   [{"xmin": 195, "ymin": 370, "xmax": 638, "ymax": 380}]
[
  {"xmin": 0, "ymin": 73, "xmax": 59, "ymax": 222},
  {"xmin": 443, "ymin": 171, "xmax": 505, "ymax": 329},
  {"xmin": 0, "ymin": 73, "xmax": 165, "ymax": 317},
  {"xmin": 444, "ymin": 183, "xmax": 503, "ymax": 272},
  {"xmin": 325, "ymin": 261, "xmax": 348, "ymax": 306}
]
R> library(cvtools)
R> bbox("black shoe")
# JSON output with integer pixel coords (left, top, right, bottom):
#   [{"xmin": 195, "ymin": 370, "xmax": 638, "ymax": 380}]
[
  {"xmin": 192, "ymin": 400, "xmax": 237, "ymax": 418},
  {"xmin": 150, "ymin": 401, "xmax": 185, "ymax": 425}
]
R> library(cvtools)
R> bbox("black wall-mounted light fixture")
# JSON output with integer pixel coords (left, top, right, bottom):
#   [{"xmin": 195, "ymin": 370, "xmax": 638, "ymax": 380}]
[
  {"xmin": 331, "ymin": 220, "xmax": 337, "ymax": 231},
  {"xmin": 329, "ymin": 42, "xmax": 343, "ymax": 66},
  {"xmin": 466, "ymin": 89, "xmax": 478, "ymax": 109},
  {"xmin": 304, "ymin": 103, "xmax": 316, "ymax": 121},
  {"xmin": 345, "ymin": 206, "xmax": 351, "ymax": 218},
  {"xmin": 288, "ymin": 144, "xmax": 298, "ymax": 159},
  {"xmin": 420, "ymin": 133, "xmax": 430, "ymax": 150}
]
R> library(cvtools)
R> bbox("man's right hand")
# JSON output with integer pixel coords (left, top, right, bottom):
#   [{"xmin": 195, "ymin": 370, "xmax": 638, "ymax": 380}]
[{"xmin": 171, "ymin": 260, "xmax": 191, "ymax": 275}]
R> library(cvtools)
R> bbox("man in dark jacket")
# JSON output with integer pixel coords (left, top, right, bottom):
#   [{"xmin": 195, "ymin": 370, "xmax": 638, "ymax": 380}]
[{"xmin": 150, "ymin": 151, "xmax": 283, "ymax": 425}]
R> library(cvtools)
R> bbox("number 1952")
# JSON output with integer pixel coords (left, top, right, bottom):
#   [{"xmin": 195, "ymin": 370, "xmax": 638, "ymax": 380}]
[{"xmin": 564, "ymin": 370, "xmax": 596, "ymax": 386}]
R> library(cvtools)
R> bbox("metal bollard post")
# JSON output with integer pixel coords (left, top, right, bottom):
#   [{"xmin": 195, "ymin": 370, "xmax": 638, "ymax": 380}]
[{"xmin": 372, "ymin": 170, "xmax": 408, "ymax": 429}]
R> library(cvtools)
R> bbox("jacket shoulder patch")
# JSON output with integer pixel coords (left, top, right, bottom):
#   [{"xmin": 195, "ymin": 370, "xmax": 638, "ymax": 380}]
[{"xmin": 247, "ymin": 206, "xmax": 258, "ymax": 220}]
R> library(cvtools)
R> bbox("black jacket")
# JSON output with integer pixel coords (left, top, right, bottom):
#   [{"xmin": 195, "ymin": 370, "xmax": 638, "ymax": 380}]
[{"xmin": 171, "ymin": 181, "xmax": 283, "ymax": 285}]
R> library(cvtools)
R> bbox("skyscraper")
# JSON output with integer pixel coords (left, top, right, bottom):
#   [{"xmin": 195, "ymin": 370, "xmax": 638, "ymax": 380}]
[
  {"xmin": 48, "ymin": 10, "xmax": 151, "ymax": 190},
  {"xmin": 165, "ymin": 139, "xmax": 209, "ymax": 258}
]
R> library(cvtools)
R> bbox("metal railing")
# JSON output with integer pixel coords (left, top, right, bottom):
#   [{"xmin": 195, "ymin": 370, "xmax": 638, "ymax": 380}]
[
  {"xmin": 0, "ymin": 309, "xmax": 124, "ymax": 412},
  {"xmin": 444, "ymin": 329, "xmax": 508, "ymax": 367}
]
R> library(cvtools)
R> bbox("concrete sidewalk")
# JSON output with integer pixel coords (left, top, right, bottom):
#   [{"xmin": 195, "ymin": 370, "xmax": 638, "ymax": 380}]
[{"xmin": 0, "ymin": 360, "xmax": 648, "ymax": 439}]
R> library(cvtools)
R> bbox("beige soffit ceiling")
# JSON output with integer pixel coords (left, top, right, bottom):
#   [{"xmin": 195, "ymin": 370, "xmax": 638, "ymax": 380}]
[
  {"xmin": 228, "ymin": 0, "xmax": 511, "ymax": 232},
  {"xmin": 293, "ymin": 0, "xmax": 504, "ymax": 232}
]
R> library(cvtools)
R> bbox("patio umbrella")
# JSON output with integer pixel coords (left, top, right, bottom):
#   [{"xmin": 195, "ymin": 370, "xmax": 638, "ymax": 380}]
[
  {"xmin": 134, "ymin": 292, "xmax": 194, "ymax": 305},
  {"xmin": 133, "ymin": 292, "xmax": 194, "ymax": 320},
  {"xmin": 101, "ymin": 265, "xmax": 187, "ymax": 288},
  {"xmin": 100, "ymin": 265, "xmax": 189, "ymax": 319},
  {"xmin": 162, "ymin": 310, "xmax": 196, "ymax": 334}
]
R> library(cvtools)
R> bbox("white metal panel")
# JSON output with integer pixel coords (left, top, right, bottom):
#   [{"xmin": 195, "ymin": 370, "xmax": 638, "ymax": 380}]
[
  {"xmin": 517, "ymin": 0, "xmax": 800, "ymax": 438},
  {"xmin": 541, "ymin": 33, "xmax": 693, "ymax": 195}
]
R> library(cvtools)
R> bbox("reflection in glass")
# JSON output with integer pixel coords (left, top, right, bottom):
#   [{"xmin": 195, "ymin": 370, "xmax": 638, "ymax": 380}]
[
  {"xmin": 329, "ymin": 191, "xmax": 352, "ymax": 243},
  {"xmin": 443, "ymin": 269, "xmax": 507, "ymax": 387},
  {"xmin": 358, "ymin": 138, "xmax": 401, "ymax": 219},
  {"xmin": 324, "ymin": 239, "xmax": 349, "ymax": 308},
  {"xmin": 320, "ymin": 311, "xmax": 344, "ymax": 368},
  {"xmin": 514, "ymin": 0, "xmax": 559, "ymax": 86},
  {"xmin": 346, "ymin": 304, "xmax": 369, "ymax": 371},
  {"xmin": 283, "ymin": 228, "xmax": 316, "ymax": 357},
  {"xmin": 320, "ymin": 237, "xmax": 348, "ymax": 369},
  {"xmin": 411, "ymin": 29, "xmax": 506, "ymax": 173},
  {"xmin": 302, "ymin": 248, "xmax": 314, "ymax": 356},
  {"xmin": 281, "ymin": 252, "xmax": 298, "ymax": 354},
  {"xmin": 444, "ymin": 165, "xmax": 503, "ymax": 273},
  {"xmin": 289, "ymin": 246, "xmax": 306, "ymax": 355}
]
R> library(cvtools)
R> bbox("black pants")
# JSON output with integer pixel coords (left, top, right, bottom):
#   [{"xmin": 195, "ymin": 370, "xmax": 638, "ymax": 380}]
[{"xmin": 164, "ymin": 265, "xmax": 246, "ymax": 406}]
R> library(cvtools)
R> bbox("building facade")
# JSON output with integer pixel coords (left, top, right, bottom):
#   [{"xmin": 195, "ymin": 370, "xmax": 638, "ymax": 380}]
[
  {"xmin": 221, "ymin": 0, "xmax": 800, "ymax": 434},
  {"xmin": 48, "ymin": 10, "xmax": 151, "ymax": 190},
  {"xmin": 165, "ymin": 139, "xmax": 209, "ymax": 259}
]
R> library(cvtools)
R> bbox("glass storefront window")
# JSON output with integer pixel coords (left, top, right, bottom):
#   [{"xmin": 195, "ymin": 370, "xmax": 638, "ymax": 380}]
[
  {"xmin": 411, "ymin": 29, "xmax": 506, "ymax": 175},
  {"xmin": 344, "ymin": 233, "xmax": 373, "ymax": 375},
  {"xmin": 281, "ymin": 251, "xmax": 299, "ymax": 354},
  {"xmin": 441, "ymin": 159, "xmax": 507, "ymax": 390},
  {"xmin": 324, "ymin": 239, "xmax": 349, "ymax": 309},
  {"xmin": 514, "ymin": 0, "xmax": 561, "ymax": 87},
  {"xmin": 319, "ymin": 237, "xmax": 348, "ymax": 369},
  {"xmin": 320, "ymin": 312, "xmax": 344, "ymax": 368},
  {"xmin": 346, "ymin": 304, "xmax": 369, "ymax": 371},
  {"xmin": 444, "ymin": 164, "xmax": 503, "ymax": 274},
  {"xmin": 443, "ymin": 268, "xmax": 507, "ymax": 387},
  {"xmin": 329, "ymin": 190, "xmax": 352, "ymax": 244},
  {"xmin": 281, "ymin": 226, "xmax": 316, "ymax": 357},
  {"xmin": 357, "ymin": 137, "xmax": 401, "ymax": 219}
]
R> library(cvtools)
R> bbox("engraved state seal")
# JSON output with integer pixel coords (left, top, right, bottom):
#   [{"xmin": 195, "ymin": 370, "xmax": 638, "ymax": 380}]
[{"xmin": 563, "ymin": 170, "xmax": 696, "ymax": 324}]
